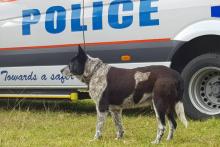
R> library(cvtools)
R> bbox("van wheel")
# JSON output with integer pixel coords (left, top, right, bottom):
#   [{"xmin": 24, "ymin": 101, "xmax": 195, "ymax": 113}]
[{"xmin": 181, "ymin": 54, "xmax": 220, "ymax": 119}]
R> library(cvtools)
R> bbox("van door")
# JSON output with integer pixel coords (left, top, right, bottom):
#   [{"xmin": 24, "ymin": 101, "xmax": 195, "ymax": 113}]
[
  {"xmin": 0, "ymin": 0, "xmax": 84, "ymax": 66},
  {"xmin": 0, "ymin": 0, "xmax": 86, "ymax": 88},
  {"xmin": 83, "ymin": 0, "xmax": 173, "ymax": 68},
  {"xmin": 83, "ymin": 0, "xmax": 216, "ymax": 68}
]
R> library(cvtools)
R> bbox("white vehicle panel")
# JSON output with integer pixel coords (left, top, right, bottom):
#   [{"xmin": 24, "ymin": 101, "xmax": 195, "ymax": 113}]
[
  {"xmin": 84, "ymin": 0, "xmax": 213, "ymax": 43},
  {"xmin": 174, "ymin": 20, "xmax": 220, "ymax": 41},
  {"xmin": 0, "ymin": 0, "xmax": 219, "ymax": 89},
  {"xmin": 0, "ymin": 0, "xmax": 84, "ymax": 48},
  {"xmin": 0, "ymin": 62, "xmax": 170, "ymax": 88}
]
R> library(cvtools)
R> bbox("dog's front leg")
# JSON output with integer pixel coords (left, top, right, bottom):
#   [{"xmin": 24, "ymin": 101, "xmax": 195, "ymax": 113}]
[
  {"xmin": 94, "ymin": 106, "xmax": 108, "ymax": 140},
  {"xmin": 110, "ymin": 108, "xmax": 124, "ymax": 139}
]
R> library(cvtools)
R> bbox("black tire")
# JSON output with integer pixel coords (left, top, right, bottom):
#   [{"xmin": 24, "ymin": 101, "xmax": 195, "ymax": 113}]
[{"xmin": 181, "ymin": 54, "xmax": 220, "ymax": 120}]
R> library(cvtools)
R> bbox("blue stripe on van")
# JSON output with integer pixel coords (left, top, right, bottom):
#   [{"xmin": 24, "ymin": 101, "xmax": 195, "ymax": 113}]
[{"xmin": 211, "ymin": 6, "xmax": 220, "ymax": 18}]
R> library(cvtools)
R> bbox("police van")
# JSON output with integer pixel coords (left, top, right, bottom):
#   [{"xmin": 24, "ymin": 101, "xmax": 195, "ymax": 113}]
[{"xmin": 0, "ymin": 0, "xmax": 220, "ymax": 119}]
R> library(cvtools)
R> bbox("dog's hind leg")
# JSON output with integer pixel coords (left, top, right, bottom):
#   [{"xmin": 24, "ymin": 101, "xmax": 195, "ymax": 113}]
[
  {"xmin": 166, "ymin": 110, "xmax": 177, "ymax": 141},
  {"xmin": 110, "ymin": 108, "xmax": 124, "ymax": 139},
  {"xmin": 151, "ymin": 99, "xmax": 166, "ymax": 144},
  {"xmin": 94, "ymin": 106, "xmax": 108, "ymax": 140}
]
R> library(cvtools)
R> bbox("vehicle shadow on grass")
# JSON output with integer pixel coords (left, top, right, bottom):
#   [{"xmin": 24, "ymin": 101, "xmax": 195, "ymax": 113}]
[{"xmin": 0, "ymin": 99, "xmax": 154, "ymax": 117}]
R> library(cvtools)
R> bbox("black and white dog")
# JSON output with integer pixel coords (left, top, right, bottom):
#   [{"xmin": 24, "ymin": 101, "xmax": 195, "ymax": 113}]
[{"xmin": 61, "ymin": 46, "xmax": 188, "ymax": 144}]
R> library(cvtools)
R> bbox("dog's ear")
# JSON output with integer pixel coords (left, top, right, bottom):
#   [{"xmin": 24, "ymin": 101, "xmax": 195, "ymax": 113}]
[
  {"xmin": 78, "ymin": 45, "xmax": 86, "ymax": 56},
  {"xmin": 77, "ymin": 45, "xmax": 87, "ymax": 61}
]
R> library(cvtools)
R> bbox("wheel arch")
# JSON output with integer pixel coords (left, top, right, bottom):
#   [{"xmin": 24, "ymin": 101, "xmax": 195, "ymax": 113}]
[{"xmin": 170, "ymin": 35, "xmax": 220, "ymax": 73}]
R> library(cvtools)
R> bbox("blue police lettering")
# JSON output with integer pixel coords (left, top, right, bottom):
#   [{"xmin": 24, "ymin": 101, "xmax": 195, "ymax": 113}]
[
  {"xmin": 22, "ymin": 0, "xmax": 159, "ymax": 35},
  {"xmin": 45, "ymin": 6, "xmax": 66, "ymax": 34},
  {"xmin": 22, "ymin": 9, "xmax": 40, "ymax": 35},
  {"xmin": 108, "ymin": 0, "xmax": 133, "ymax": 29},
  {"xmin": 93, "ymin": 1, "xmax": 103, "ymax": 30},
  {"xmin": 140, "ymin": 0, "xmax": 159, "ymax": 26},
  {"xmin": 71, "ymin": 4, "xmax": 87, "ymax": 32}
]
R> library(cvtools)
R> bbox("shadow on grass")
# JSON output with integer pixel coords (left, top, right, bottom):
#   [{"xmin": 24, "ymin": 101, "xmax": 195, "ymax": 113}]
[{"xmin": 0, "ymin": 99, "xmax": 154, "ymax": 116}]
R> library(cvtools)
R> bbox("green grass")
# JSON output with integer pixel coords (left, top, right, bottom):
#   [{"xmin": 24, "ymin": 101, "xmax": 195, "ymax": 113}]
[{"xmin": 0, "ymin": 99, "xmax": 220, "ymax": 147}]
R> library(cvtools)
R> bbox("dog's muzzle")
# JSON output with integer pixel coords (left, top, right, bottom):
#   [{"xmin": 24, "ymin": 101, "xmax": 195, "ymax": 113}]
[{"xmin": 61, "ymin": 66, "xmax": 73, "ymax": 77}]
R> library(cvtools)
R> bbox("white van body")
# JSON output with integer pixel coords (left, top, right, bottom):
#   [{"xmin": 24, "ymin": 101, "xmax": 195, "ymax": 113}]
[{"xmin": 0, "ymin": 0, "xmax": 220, "ymax": 119}]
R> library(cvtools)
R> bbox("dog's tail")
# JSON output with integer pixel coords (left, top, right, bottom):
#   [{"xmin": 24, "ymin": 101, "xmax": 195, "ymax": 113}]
[{"xmin": 175, "ymin": 101, "xmax": 188, "ymax": 128}]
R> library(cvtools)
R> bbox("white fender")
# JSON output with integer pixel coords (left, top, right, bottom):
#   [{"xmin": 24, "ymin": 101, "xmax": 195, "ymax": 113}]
[{"xmin": 174, "ymin": 20, "xmax": 220, "ymax": 41}]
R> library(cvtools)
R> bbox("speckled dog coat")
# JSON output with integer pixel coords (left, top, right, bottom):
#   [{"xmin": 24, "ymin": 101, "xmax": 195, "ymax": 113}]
[{"xmin": 61, "ymin": 46, "xmax": 188, "ymax": 144}]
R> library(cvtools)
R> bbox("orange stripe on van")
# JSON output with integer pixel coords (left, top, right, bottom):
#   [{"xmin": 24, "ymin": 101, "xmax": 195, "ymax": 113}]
[
  {"xmin": 86, "ymin": 38, "xmax": 170, "ymax": 46},
  {"xmin": 0, "ymin": 38, "xmax": 171, "ymax": 51},
  {"xmin": 0, "ymin": 0, "xmax": 16, "ymax": 2}
]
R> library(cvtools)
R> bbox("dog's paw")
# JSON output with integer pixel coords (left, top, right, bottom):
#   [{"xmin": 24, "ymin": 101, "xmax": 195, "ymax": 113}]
[
  {"xmin": 94, "ymin": 136, "xmax": 102, "ymax": 140},
  {"xmin": 166, "ymin": 136, "xmax": 173, "ymax": 141},
  {"xmin": 89, "ymin": 138, "xmax": 99, "ymax": 142},
  {"xmin": 151, "ymin": 140, "xmax": 160, "ymax": 144},
  {"xmin": 89, "ymin": 136, "xmax": 102, "ymax": 142},
  {"xmin": 115, "ymin": 135, "xmax": 123, "ymax": 140},
  {"xmin": 115, "ymin": 131, "xmax": 124, "ymax": 140},
  {"xmin": 115, "ymin": 137, "xmax": 123, "ymax": 140},
  {"xmin": 93, "ymin": 132, "xmax": 102, "ymax": 140}
]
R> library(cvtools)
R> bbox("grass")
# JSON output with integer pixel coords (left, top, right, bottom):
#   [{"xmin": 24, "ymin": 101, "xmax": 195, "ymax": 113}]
[{"xmin": 0, "ymin": 99, "xmax": 219, "ymax": 147}]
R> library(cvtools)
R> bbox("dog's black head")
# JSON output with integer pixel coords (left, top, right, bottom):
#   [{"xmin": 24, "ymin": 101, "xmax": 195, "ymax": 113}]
[{"xmin": 61, "ymin": 45, "xmax": 88, "ymax": 76}]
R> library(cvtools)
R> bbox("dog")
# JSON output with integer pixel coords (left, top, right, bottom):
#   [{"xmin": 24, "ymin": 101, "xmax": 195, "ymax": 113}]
[{"xmin": 61, "ymin": 46, "xmax": 188, "ymax": 144}]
